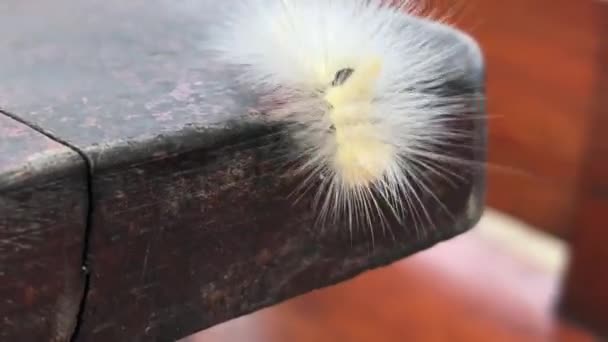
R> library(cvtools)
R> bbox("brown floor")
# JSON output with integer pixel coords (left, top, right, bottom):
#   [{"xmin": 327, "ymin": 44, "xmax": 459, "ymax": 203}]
[{"xmin": 185, "ymin": 228, "xmax": 597, "ymax": 342}]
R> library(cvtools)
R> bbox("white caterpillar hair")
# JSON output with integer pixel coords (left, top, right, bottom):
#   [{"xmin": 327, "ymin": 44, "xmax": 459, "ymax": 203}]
[{"xmin": 208, "ymin": 0, "xmax": 483, "ymax": 238}]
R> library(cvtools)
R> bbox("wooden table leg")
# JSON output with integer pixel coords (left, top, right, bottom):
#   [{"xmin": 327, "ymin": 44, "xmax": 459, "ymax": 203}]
[{"xmin": 558, "ymin": 1, "xmax": 608, "ymax": 337}]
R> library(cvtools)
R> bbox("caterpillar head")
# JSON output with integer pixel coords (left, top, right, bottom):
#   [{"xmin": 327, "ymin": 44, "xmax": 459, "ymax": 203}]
[
  {"xmin": 209, "ymin": 0, "xmax": 484, "ymax": 234},
  {"xmin": 324, "ymin": 58, "xmax": 396, "ymax": 187}
]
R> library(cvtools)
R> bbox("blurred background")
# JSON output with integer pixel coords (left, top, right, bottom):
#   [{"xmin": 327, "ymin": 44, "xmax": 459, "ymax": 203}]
[{"xmin": 185, "ymin": 0, "xmax": 607, "ymax": 340}]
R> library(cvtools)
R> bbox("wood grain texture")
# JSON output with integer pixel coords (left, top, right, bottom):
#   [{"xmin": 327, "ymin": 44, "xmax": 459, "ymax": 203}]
[
  {"xmin": 0, "ymin": 114, "xmax": 88, "ymax": 341},
  {"xmin": 188, "ymin": 227, "xmax": 596, "ymax": 342},
  {"xmin": 76, "ymin": 112, "xmax": 484, "ymax": 341},
  {"xmin": 559, "ymin": 0, "xmax": 608, "ymax": 337},
  {"xmin": 440, "ymin": 0, "xmax": 602, "ymax": 236},
  {"xmin": 0, "ymin": 1, "xmax": 487, "ymax": 341}
]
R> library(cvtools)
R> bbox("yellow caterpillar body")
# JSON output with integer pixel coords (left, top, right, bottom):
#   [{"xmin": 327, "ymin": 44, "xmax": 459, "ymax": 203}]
[{"xmin": 208, "ymin": 0, "xmax": 482, "ymax": 235}]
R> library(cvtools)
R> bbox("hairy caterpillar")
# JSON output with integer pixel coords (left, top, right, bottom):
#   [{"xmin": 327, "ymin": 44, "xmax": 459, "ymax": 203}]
[{"xmin": 207, "ymin": 0, "xmax": 485, "ymax": 238}]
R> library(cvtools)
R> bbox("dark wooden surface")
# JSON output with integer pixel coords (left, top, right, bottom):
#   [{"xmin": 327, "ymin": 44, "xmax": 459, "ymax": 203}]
[
  {"xmin": 559, "ymin": 0, "xmax": 608, "ymax": 337},
  {"xmin": 0, "ymin": 1, "xmax": 486, "ymax": 341},
  {"xmin": 0, "ymin": 115, "xmax": 88, "ymax": 341},
  {"xmin": 190, "ymin": 224, "xmax": 597, "ymax": 342}
]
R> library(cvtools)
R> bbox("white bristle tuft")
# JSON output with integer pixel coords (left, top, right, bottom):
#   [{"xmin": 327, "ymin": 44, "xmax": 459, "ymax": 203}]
[{"xmin": 206, "ymin": 0, "xmax": 482, "ymax": 238}]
